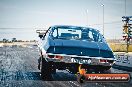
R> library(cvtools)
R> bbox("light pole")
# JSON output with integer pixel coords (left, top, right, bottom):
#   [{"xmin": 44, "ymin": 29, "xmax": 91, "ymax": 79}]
[
  {"xmin": 101, "ymin": 4, "xmax": 104, "ymax": 36},
  {"xmin": 86, "ymin": 9, "xmax": 89, "ymax": 26},
  {"xmin": 125, "ymin": 0, "xmax": 126, "ymax": 16}
]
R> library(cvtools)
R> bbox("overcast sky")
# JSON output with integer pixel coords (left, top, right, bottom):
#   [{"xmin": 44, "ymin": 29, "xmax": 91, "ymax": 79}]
[{"xmin": 0, "ymin": 0, "xmax": 132, "ymax": 40}]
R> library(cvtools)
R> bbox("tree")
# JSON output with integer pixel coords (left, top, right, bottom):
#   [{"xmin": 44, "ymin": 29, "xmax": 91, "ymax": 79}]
[{"xmin": 12, "ymin": 38, "xmax": 17, "ymax": 42}]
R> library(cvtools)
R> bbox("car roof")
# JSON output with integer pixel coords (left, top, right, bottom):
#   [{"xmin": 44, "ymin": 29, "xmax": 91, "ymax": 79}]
[{"xmin": 50, "ymin": 25, "xmax": 99, "ymax": 32}]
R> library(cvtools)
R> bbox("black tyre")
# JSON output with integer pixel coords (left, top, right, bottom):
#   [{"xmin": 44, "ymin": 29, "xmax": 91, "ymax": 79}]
[
  {"xmin": 38, "ymin": 57, "xmax": 41, "ymax": 70},
  {"xmin": 77, "ymin": 74, "xmax": 86, "ymax": 84},
  {"xmin": 98, "ymin": 66, "xmax": 112, "ymax": 73},
  {"xmin": 40, "ymin": 56, "xmax": 53, "ymax": 81}
]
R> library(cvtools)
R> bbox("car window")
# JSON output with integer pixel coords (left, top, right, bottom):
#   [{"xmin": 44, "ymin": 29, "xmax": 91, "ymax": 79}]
[
  {"xmin": 52, "ymin": 29, "xmax": 57, "ymax": 38},
  {"xmin": 52, "ymin": 27, "xmax": 103, "ymax": 42},
  {"xmin": 98, "ymin": 34, "xmax": 103, "ymax": 42},
  {"xmin": 57, "ymin": 28, "xmax": 81, "ymax": 39}
]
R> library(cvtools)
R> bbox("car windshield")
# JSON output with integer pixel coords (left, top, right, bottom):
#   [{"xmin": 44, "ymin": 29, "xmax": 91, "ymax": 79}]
[{"xmin": 51, "ymin": 26, "xmax": 103, "ymax": 42}]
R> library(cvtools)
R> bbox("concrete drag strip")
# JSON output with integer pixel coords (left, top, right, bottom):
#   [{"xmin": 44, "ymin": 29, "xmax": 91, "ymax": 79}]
[{"xmin": 0, "ymin": 45, "xmax": 132, "ymax": 87}]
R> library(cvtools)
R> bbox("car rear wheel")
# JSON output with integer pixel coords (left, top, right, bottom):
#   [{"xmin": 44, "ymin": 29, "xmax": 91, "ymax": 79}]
[
  {"xmin": 40, "ymin": 56, "xmax": 53, "ymax": 80},
  {"xmin": 77, "ymin": 74, "xmax": 86, "ymax": 83}
]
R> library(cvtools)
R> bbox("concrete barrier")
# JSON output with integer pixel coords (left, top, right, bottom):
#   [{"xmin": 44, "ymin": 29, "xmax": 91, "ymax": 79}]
[{"xmin": 113, "ymin": 52, "xmax": 132, "ymax": 71}]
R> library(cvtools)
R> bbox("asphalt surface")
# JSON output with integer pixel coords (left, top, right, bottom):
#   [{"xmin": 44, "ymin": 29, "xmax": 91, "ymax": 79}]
[{"xmin": 0, "ymin": 45, "xmax": 132, "ymax": 87}]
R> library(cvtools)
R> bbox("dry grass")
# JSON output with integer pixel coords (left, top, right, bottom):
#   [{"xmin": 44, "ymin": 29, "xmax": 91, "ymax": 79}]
[
  {"xmin": 0, "ymin": 42, "xmax": 37, "ymax": 47},
  {"xmin": 109, "ymin": 43, "xmax": 132, "ymax": 52}
]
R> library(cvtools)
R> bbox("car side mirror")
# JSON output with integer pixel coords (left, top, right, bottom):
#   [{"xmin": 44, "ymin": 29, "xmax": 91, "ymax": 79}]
[
  {"xmin": 39, "ymin": 35, "xmax": 43, "ymax": 39},
  {"xmin": 36, "ymin": 30, "xmax": 47, "ymax": 39}
]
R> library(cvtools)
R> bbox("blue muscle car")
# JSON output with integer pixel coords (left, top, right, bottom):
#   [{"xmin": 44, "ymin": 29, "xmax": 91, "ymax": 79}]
[{"xmin": 37, "ymin": 25, "xmax": 115, "ymax": 80}]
